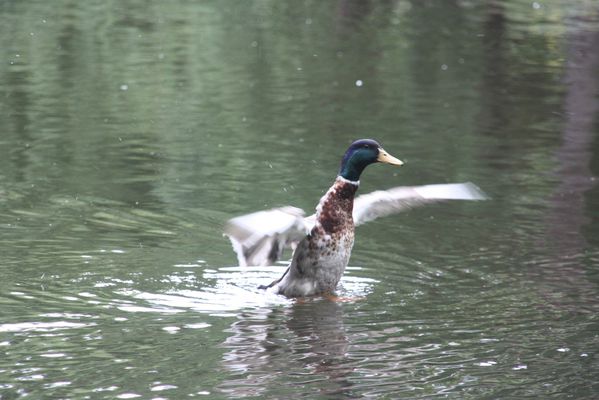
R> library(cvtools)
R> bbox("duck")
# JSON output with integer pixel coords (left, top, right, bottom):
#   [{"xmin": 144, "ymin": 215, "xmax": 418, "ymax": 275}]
[{"xmin": 224, "ymin": 139, "xmax": 487, "ymax": 298}]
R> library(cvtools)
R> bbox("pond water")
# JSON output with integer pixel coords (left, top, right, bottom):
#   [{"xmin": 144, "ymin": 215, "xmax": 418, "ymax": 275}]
[{"xmin": 1, "ymin": 1, "xmax": 599, "ymax": 398}]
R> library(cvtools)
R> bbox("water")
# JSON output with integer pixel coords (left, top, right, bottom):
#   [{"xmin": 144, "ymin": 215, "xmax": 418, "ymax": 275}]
[{"xmin": 1, "ymin": 1, "xmax": 599, "ymax": 398}]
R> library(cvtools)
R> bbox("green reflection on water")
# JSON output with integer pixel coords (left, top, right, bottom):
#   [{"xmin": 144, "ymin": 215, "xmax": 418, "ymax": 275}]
[{"xmin": 1, "ymin": 1, "xmax": 599, "ymax": 399}]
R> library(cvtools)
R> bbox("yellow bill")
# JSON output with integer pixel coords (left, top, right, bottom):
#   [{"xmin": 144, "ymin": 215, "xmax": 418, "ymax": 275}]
[{"xmin": 377, "ymin": 148, "xmax": 404, "ymax": 166}]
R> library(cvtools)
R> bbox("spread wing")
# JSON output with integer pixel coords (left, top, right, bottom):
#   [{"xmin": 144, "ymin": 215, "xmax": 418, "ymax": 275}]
[
  {"xmin": 224, "ymin": 182, "xmax": 488, "ymax": 266},
  {"xmin": 353, "ymin": 182, "xmax": 488, "ymax": 225},
  {"xmin": 223, "ymin": 206, "xmax": 312, "ymax": 266}
]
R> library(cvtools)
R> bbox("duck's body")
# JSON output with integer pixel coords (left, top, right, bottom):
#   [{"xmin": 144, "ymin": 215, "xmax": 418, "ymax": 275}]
[
  {"xmin": 224, "ymin": 139, "xmax": 488, "ymax": 298},
  {"xmin": 266, "ymin": 177, "xmax": 358, "ymax": 297}
]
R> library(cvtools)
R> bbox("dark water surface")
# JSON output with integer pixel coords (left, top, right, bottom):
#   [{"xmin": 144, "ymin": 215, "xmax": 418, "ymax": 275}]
[{"xmin": 2, "ymin": 1, "xmax": 599, "ymax": 398}]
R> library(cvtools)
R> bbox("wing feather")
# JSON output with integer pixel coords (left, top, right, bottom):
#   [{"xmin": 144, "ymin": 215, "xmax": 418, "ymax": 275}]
[
  {"xmin": 353, "ymin": 182, "xmax": 488, "ymax": 225},
  {"xmin": 224, "ymin": 206, "xmax": 310, "ymax": 266}
]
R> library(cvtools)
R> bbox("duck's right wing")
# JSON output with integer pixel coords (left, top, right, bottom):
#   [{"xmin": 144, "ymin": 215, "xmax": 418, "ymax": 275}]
[
  {"xmin": 353, "ymin": 182, "xmax": 488, "ymax": 226},
  {"xmin": 224, "ymin": 206, "xmax": 312, "ymax": 266}
]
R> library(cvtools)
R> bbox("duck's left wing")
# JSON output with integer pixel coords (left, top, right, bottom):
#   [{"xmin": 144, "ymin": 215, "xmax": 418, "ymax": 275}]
[
  {"xmin": 224, "ymin": 206, "xmax": 311, "ymax": 266},
  {"xmin": 353, "ymin": 182, "xmax": 488, "ymax": 226}
]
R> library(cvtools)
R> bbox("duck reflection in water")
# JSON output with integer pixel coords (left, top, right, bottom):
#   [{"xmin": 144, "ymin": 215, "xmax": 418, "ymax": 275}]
[{"xmin": 219, "ymin": 300, "xmax": 354, "ymax": 398}]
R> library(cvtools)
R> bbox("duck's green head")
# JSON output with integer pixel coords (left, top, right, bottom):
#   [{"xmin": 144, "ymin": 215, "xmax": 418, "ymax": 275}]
[{"xmin": 339, "ymin": 139, "xmax": 403, "ymax": 182}]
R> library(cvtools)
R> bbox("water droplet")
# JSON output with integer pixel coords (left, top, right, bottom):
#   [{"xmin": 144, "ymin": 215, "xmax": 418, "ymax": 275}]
[
  {"xmin": 120, "ymin": 84, "xmax": 128, "ymax": 91},
  {"xmin": 116, "ymin": 393, "xmax": 141, "ymax": 399},
  {"xmin": 355, "ymin": 79, "xmax": 363, "ymax": 87},
  {"xmin": 162, "ymin": 326, "xmax": 180, "ymax": 334},
  {"xmin": 251, "ymin": 41, "xmax": 258, "ymax": 47},
  {"xmin": 151, "ymin": 384, "xmax": 178, "ymax": 391},
  {"xmin": 184, "ymin": 322, "xmax": 210, "ymax": 329},
  {"xmin": 305, "ymin": 18, "xmax": 312, "ymax": 25},
  {"xmin": 441, "ymin": 64, "xmax": 448, "ymax": 71},
  {"xmin": 532, "ymin": 2, "xmax": 541, "ymax": 9},
  {"xmin": 557, "ymin": 347, "xmax": 570, "ymax": 353},
  {"xmin": 478, "ymin": 360, "xmax": 497, "ymax": 367}
]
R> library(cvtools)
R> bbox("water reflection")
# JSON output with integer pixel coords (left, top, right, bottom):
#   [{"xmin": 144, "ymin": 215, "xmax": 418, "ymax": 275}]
[
  {"xmin": 220, "ymin": 300, "xmax": 352, "ymax": 398},
  {"xmin": 547, "ymin": 21, "xmax": 599, "ymax": 252},
  {"xmin": 537, "ymin": 14, "xmax": 599, "ymax": 313}
]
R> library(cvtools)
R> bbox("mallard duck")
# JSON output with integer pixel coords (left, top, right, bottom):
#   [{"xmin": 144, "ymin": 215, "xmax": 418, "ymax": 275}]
[{"xmin": 224, "ymin": 139, "xmax": 487, "ymax": 298}]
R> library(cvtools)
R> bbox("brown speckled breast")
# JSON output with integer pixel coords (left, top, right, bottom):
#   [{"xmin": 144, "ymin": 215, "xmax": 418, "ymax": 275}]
[{"xmin": 317, "ymin": 179, "xmax": 357, "ymax": 234}]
